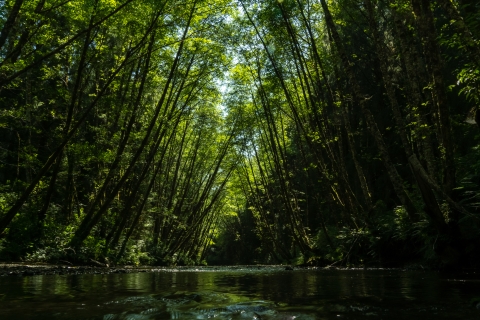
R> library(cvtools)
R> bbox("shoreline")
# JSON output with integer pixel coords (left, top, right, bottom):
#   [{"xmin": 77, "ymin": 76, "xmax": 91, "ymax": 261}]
[{"xmin": 0, "ymin": 262, "xmax": 465, "ymax": 277}]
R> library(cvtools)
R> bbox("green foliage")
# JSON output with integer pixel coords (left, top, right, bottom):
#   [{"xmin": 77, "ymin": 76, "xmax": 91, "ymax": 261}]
[
  {"xmin": 120, "ymin": 240, "xmax": 153, "ymax": 266},
  {"xmin": 0, "ymin": 0, "xmax": 479, "ymax": 269},
  {"xmin": 457, "ymin": 66, "xmax": 480, "ymax": 104}
]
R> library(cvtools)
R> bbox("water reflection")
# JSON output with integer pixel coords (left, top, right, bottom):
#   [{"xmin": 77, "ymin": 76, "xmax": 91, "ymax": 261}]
[{"xmin": 0, "ymin": 269, "xmax": 479, "ymax": 319}]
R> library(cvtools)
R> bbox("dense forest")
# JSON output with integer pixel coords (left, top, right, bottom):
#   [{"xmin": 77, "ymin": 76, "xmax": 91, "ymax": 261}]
[{"xmin": 0, "ymin": 0, "xmax": 479, "ymax": 269}]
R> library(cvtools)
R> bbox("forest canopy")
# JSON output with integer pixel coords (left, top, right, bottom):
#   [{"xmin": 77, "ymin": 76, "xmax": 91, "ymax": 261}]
[{"xmin": 0, "ymin": 0, "xmax": 479, "ymax": 269}]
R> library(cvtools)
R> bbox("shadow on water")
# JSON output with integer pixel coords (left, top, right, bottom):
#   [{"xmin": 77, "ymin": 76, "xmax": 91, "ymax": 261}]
[{"xmin": 0, "ymin": 269, "xmax": 479, "ymax": 319}]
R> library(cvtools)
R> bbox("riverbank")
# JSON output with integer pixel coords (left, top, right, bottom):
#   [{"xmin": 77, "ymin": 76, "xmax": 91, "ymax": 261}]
[
  {"xmin": 3, "ymin": 262, "xmax": 476, "ymax": 277},
  {"xmin": 0, "ymin": 262, "xmax": 411, "ymax": 277}
]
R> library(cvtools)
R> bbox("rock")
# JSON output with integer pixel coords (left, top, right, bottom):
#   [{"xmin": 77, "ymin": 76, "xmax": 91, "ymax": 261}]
[
  {"xmin": 285, "ymin": 266, "xmax": 294, "ymax": 271},
  {"xmin": 114, "ymin": 269, "xmax": 127, "ymax": 273}
]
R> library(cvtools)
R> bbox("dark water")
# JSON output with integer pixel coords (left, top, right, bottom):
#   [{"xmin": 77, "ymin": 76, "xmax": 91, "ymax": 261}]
[{"xmin": 0, "ymin": 268, "xmax": 479, "ymax": 319}]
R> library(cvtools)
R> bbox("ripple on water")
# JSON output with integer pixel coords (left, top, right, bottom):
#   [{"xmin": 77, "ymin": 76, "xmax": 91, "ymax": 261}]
[{"xmin": 100, "ymin": 292, "xmax": 315, "ymax": 320}]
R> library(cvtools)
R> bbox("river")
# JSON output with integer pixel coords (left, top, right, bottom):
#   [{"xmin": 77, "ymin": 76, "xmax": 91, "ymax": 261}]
[{"xmin": 0, "ymin": 267, "xmax": 479, "ymax": 319}]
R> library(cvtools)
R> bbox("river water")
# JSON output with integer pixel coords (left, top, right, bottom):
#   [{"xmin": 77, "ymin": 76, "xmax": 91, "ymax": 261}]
[{"xmin": 0, "ymin": 268, "xmax": 479, "ymax": 319}]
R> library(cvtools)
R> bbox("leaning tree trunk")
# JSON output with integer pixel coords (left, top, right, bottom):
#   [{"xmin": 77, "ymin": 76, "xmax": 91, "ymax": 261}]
[
  {"xmin": 411, "ymin": 0, "xmax": 456, "ymax": 198},
  {"xmin": 319, "ymin": 0, "xmax": 417, "ymax": 220}
]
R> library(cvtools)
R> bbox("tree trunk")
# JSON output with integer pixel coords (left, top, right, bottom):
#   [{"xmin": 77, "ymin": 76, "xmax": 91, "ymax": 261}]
[
  {"xmin": 319, "ymin": 0, "xmax": 417, "ymax": 220},
  {"xmin": 411, "ymin": 0, "xmax": 456, "ymax": 197}
]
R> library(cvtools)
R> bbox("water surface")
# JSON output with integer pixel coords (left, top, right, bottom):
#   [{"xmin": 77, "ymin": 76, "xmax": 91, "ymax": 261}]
[{"xmin": 0, "ymin": 268, "xmax": 479, "ymax": 319}]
